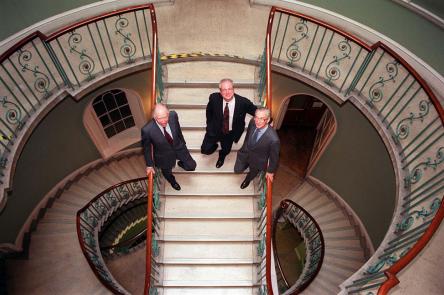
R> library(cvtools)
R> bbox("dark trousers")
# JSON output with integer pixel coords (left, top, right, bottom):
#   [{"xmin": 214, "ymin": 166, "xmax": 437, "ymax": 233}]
[
  {"xmin": 161, "ymin": 153, "xmax": 196, "ymax": 184},
  {"xmin": 201, "ymin": 131, "xmax": 234, "ymax": 159}
]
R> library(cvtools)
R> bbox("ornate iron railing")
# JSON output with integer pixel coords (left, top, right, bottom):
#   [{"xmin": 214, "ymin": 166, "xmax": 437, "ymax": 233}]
[
  {"xmin": 77, "ymin": 176, "xmax": 161, "ymax": 294},
  {"xmin": 256, "ymin": 173, "xmax": 274, "ymax": 295},
  {"xmin": 0, "ymin": 3, "xmax": 158, "ymax": 210},
  {"xmin": 273, "ymin": 199, "xmax": 325, "ymax": 294},
  {"xmin": 266, "ymin": 6, "xmax": 443, "ymax": 294}
]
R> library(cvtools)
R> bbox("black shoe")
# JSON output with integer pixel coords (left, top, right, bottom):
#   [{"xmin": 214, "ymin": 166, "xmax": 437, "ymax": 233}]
[
  {"xmin": 216, "ymin": 157, "xmax": 225, "ymax": 168},
  {"xmin": 240, "ymin": 179, "xmax": 250, "ymax": 189},
  {"xmin": 177, "ymin": 161, "xmax": 185, "ymax": 170},
  {"xmin": 171, "ymin": 181, "xmax": 181, "ymax": 191}
]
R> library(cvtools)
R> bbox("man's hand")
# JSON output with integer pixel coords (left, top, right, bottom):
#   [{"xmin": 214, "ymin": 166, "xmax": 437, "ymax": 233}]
[
  {"xmin": 146, "ymin": 167, "xmax": 155, "ymax": 175},
  {"xmin": 265, "ymin": 172, "xmax": 274, "ymax": 182}
]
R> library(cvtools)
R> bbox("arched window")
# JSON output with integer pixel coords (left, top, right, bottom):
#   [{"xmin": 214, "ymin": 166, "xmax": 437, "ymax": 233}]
[
  {"xmin": 84, "ymin": 88, "xmax": 146, "ymax": 158},
  {"xmin": 92, "ymin": 89, "xmax": 135, "ymax": 138}
]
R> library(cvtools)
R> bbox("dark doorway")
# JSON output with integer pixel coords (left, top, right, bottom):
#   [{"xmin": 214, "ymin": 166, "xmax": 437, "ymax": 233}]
[{"xmin": 278, "ymin": 95, "xmax": 333, "ymax": 177}]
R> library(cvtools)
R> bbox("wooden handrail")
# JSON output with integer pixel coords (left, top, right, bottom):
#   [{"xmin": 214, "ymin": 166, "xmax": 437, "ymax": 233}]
[
  {"xmin": 143, "ymin": 171, "xmax": 154, "ymax": 295},
  {"xmin": 266, "ymin": 8, "xmax": 273, "ymax": 113},
  {"xmin": 378, "ymin": 201, "xmax": 444, "ymax": 294},
  {"xmin": 266, "ymin": 176, "xmax": 273, "ymax": 294},
  {"xmin": 145, "ymin": 5, "xmax": 158, "ymax": 293}
]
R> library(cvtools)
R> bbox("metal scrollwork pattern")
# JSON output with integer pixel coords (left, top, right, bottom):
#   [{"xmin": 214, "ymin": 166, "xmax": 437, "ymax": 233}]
[
  {"xmin": 115, "ymin": 15, "xmax": 137, "ymax": 63},
  {"xmin": 394, "ymin": 100, "xmax": 430, "ymax": 142},
  {"xmin": 324, "ymin": 38, "xmax": 351, "ymax": 85},
  {"xmin": 404, "ymin": 147, "xmax": 444, "ymax": 187},
  {"xmin": 396, "ymin": 198, "xmax": 440, "ymax": 232},
  {"xmin": 68, "ymin": 31, "xmax": 95, "ymax": 81},
  {"xmin": 17, "ymin": 49, "xmax": 51, "ymax": 97},
  {"xmin": 368, "ymin": 61, "xmax": 399, "ymax": 106},
  {"xmin": 0, "ymin": 96, "xmax": 23, "ymax": 129},
  {"xmin": 366, "ymin": 254, "xmax": 398, "ymax": 274},
  {"xmin": 286, "ymin": 19, "xmax": 309, "ymax": 66}
]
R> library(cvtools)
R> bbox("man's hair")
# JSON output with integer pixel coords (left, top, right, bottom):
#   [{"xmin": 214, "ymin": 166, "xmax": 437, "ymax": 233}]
[
  {"xmin": 255, "ymin": 107, "xmax": 271, "ymax": 119},
  {"xmin": 152, "ymin": 103, "xmax": 169, "ymax": 118},
  {"xmin": 219, "ymin": 78, "xmax": 234, "ymax": 88}
]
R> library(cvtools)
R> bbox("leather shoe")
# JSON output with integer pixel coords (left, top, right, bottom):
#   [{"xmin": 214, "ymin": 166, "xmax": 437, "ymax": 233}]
[
  {"xmin": 240, "ymin": 179, "xmax": 250, "ymax": 189},
  {"xmin": 216, "ymin": 157, "xmax": 225, "ymax": 168},
  {"xmin": 177, "ymin": 161, "xmax": 185, "ymax": 170},
  {"xmin": 171, "ymin": 181, "xmax": 181, "ymax": 191}
]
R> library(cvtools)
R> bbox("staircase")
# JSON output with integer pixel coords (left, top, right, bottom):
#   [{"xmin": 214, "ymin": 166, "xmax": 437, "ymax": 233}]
[
  {"xmin": 157, "ymin": 60, "xmax": 261, "ymax": 294},
  {"xmin": 6, "ymin": 60, "xmax": 370, "ymax": 294},
  {"xmin": 283, "ymin": 179, "xmax": 368, "ymax": 295},
  {"xmin": 7, "ymin": 153, "xmax": 147, "ymax": 294}
]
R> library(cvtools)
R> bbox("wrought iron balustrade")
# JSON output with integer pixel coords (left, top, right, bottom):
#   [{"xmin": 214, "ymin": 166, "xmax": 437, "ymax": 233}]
[
  {"xmin": 266, "ymin": 6, "xmax": 443, "ymax": 294},
  {"xmin": 273, "ymin": 199, "xmax": 325, "ymax": 294}
]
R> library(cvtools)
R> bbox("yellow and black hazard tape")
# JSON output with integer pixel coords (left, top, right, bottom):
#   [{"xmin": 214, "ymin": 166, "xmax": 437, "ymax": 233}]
[{"xmin": 160, "ymin": 52, "xmax": 243, "ymax": 60}]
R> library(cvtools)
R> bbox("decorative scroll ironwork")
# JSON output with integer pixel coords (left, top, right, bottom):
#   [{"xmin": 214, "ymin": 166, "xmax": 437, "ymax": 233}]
[
  {"xmin": 0, "ymin": 96, "xmax": 23, "ymax": 129},
  {"xmin": 286, "ymin": 19, "xmax": 309, "ymax": 66},
  {"xmin": 324, "ymin": 38, "xmax": 351, "ymax": 85},
  {"xmin": 115, "ymin": 15, "xmax": 137, "ymax": 63},
  {"xmin": 404, "ymin": 147, "xmax": 444, "ymax": 187},
  {"xmin": 396, "ymin": 198, "xmax": 441, "ymax": 233},
  {"xmin": 367, "ymin": 61, "xmax": 399, "ymax": 106},
  {"xmin": 394, "ymin": 100, "xmax": 430, "ymax": 142},
  {"xmin": 17, "ymin": 49, "xmax": 51, "ymax": 97},
  {"xmin": 68, "ymin": 31, "xmax": 96, "ymax": 81}
]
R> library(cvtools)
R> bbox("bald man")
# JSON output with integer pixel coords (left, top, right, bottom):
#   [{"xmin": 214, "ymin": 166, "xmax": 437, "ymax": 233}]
[{"xmin": 142, "ymin": 104, "xmax": 196, "ymax": 190}]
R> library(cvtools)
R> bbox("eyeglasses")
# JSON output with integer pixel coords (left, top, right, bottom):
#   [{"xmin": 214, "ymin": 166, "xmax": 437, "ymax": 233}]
[{"xmin": 254, "ymin": 116, "xmax": 268, "ymax": 121}]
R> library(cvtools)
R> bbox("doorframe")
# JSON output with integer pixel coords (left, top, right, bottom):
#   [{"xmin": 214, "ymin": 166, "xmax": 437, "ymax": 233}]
[{"xmin": 275, "ymin": 92, "xmax": 338, "ymax": 176}]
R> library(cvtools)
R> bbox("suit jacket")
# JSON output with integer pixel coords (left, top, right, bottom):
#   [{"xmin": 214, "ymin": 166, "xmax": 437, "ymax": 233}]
[
  {"xmin": 141, "ymin": 111, "xmax": 188, "ymax": 169},
  {"xmin": 235, "ymin": 119, "xmax": 280, "ymax": 173},
  {"xmin": 205, "ymin": 92, "xmax": 256, "ymax": 142}
]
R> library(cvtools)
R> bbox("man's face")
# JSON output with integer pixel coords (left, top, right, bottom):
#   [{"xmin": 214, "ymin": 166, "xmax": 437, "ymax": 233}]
[
  {"xmin": 155, "ymin": 110, "xmax": 169, "ymax": 127},
  {"xmin": 254, "ymin": 110, "xmax": 270, "ymax": 129},
  {"xmin": 219, "ymin": 81, "xmax": 234, "ymax": 102}
]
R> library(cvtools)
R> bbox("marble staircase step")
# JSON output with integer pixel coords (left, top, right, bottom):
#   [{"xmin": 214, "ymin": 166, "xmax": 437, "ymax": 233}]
[
  {"xmin": 166, "ymin": 87, "xmax": 256, "ymax": 106},
  {"xmin": 181, "ymin": 129, "xmax": 246, "ymax": 151},
  {"xmin": 166, "ymin": 61, "xmax": 256, "ymax": 82},
  {"xmin": 159, "ymin": 286, "xmax": 258, "ymax": 295},
  {"xmin": 165, "ymin": 173, "xmax": 254, "ymax": 195}
]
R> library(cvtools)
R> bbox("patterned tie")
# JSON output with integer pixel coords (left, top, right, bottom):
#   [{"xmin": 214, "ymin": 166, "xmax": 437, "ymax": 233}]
[
  {"xmin": 223, "ymin": 102, "xmax": 229, "ymax": 134},
  {"xmin": 163, "ymin": 127, "xmax": 173, "ymax": 145},
  {"xmin": 250, "ymin": 128, "xmax": 260, "ymax": 145}
]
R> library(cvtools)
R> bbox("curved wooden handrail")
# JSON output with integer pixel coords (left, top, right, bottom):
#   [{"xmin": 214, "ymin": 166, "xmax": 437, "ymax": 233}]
[
  {"xmin": 266, "ymin": 176, "xmax": 274, "ymax": 294},
  {"xmin": 378, "ymin": 200, "xmax": 444, "ymax": 294},
  {"xmin": 274, "ymin": 199, "xmax": 325, "ymax": 294},
  {"xmin": 143, "ymin": 170, "xmax": 154, "ymax": 295},
  {"xmin": 150, "ymin": 6, "xmax": 158, "ymax": 107},
  {"xmin": 272, "ymin": 202, "xmax": 290, "ymax": 289},
  {"xmin": 76, "ymin": 176, "xmax": 148, "ymax": 295}
]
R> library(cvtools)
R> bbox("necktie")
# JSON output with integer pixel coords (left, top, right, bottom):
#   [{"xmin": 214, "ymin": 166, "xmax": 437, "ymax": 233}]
[
  {"xmin": 223, "ymin": 102, "xmax": 229, "ymax": 134},
  {"xmin": 253, "ymin": 129, "xmax": 260, "ymax": 143},
  {"xmin": 163, "ymin": 127, "xmax": 173, "ymax": 145}
]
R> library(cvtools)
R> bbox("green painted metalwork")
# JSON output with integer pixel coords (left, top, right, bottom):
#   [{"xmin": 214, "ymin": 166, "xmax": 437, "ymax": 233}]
[
  {"xmin": 115, "ymin": 15, "xmax": 137, "ymax": 64},
  {"xmin": 86, "ymin": 25, "xmax": 106, "ymax": 74},
  {"xmin": 0, "ymin": 96, "xmax": 23, "ymax": 129},
  {"xmin": 68, "ymin": 31, "xmax": 96, "ymax": 81},
  {"xmin": 103, "ymin": 19, "xmax": 119, "ymax": 67},
  {"xmin": 302, "ymin": 24, "xmax": 319, "ymax": 72},
  {"xmin": 367, "ymin": 61, "xmax": 399, "ymax": 107},
  {"xmin": 345, "ymin": 49, "xmax": 374, "ymax": 96},
  {"xmin": 17, "ymin": 48, "xmax": 51, "ymax": 98},
  {"xmin": 394, "ymin": 100, "xmax": 430, "ymax": 142},
  {"xmin": 134, "ymin": 11, "xmax": 145, "ymax": 58},
  {"xmin": 0, "ymin": 65, "xmax": 34, "ymax": 113},
  {"xmin": 9, "ymin": 56, "xmax": 41, "ymax": 105},
  {"xmin": 308, "ymin": 27, "xmax": 326, "ymax": 76},
  {"xmin": 257, "ymin": 233, "xmax": 265, "ymax": 257},
  {"xmin": 285, "ymin": 18, "xmax": 308, "ymax": 67},
  {"xmin": 388, "ymin": 87, "xmax": 422, "ymax": 127},
  {"xmin": 358, "ymin": 51, "xmax": 385, "ymax": 96},
  {"xmin": 276, "ymin": 14, "xmax": 290, "ymax": 63},
  {"xmin": 315, "ymin": 31, "xmax": 334, "ymax": 79},
  {"xmin": 55, "ymin": 38, "xmax": 80, "ymax": 87},
  {"xmin": 324, "ymin": 38, "xmax": 351, "ymax": 85},
  {"xmin": 404, "ymin": 147, "xmax": 444, "ymax": 187},
  {"xmin": 339, "ymin": 46, "xmax": 363, "ymax": 93},
  {"xmin": 402, "ymin": 126, "xmax": 442, "ymax": 162},
  {"xmin": 382, "ymin": 79, "xmax": 415, "ymax": 123},
  {"xmin": 400, "ymin": 117, "xmax": 439, "ymax": 154}
]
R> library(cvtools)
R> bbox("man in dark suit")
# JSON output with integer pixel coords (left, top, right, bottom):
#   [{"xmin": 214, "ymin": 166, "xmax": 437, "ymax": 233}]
[
  {"xmin": 142, "ymin": 104, "xmax": 196, "ymax": 190},
  {"xmin": 201, "ymin": 78, "xmax": 257, "ymax": 168},
  {"xmin": 234, "ymin": 107, "xmax": 280, "ymax": 189}
]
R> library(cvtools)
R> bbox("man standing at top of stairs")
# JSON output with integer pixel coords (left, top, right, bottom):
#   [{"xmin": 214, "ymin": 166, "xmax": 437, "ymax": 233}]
[{"xmin": 201, "ymin": 78, "xmax": 257, "ymax": 168}]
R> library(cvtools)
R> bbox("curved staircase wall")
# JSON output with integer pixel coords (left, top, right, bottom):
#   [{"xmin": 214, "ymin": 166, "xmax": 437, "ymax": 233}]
[
  {"xmin": 0, "ymin": 69, "xmax": 151, "ymax": 246},
  {"xmin": 272, "ymin": 73, "xmax": 396, "ymax": 246}
]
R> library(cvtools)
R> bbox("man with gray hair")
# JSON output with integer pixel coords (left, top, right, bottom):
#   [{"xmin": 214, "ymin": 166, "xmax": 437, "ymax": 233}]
[
  {"xmin": 142, "ymin": 104, "xmax": 196, "ymax": 190},
  {"xmin": 234, "ymin": 107, "xmax": 280, "ymax": 189},
  {"xmin": 201, "ymin": 78, "xmax": 257, "ymax": 168}
]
